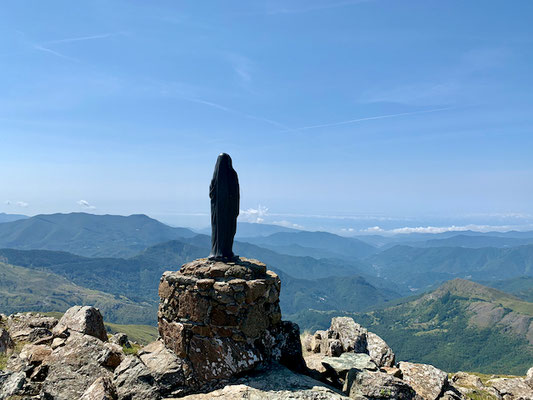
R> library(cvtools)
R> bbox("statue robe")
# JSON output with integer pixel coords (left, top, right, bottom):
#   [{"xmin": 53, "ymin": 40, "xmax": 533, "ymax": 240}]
[{"xmin": 209, "ymin": 153, "xmax": 239, "ymax": 259}]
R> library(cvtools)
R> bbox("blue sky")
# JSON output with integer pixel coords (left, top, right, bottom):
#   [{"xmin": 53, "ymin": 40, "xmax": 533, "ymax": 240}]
[{"xmin": 1, "ymin": 1, "xmax": 532, "ymax": 232}]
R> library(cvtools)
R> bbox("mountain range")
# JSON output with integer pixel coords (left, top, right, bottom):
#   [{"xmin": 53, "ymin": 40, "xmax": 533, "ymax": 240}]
[
  {"xmin": 0, "ymin": 213, "xmax": 195, "ymax": 258},
  {"xmin": 1, "ymin": 212, "xmax": 533, "ymax": 374}
]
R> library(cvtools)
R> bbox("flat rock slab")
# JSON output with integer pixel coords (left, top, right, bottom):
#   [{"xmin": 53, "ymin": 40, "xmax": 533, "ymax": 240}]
[
  {"xmin": 344, "ymin": 369, "xmax": 417, "ymax": 400},
  {"xmin": 174, "ymin": 363, "xmax": 349, "ymax": 400},
  {"xmin": 322, "ymin": 353, "xmax": 378, "ymax": 376}
]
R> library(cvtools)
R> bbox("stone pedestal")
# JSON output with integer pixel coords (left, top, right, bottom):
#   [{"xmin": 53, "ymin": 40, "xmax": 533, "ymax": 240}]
[{"xmin": 158, "ymin": 257, "xmax": 304, "ymax": 387}]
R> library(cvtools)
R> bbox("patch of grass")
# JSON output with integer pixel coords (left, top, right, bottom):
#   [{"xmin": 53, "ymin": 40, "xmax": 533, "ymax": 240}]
[
  {"xmin": 466, "ymin": 390, "xmax": 500, "ymax": 400},
  {"xmin": 467, "ymin": 371, "xmax": 521, "ymax": 385},
  {"xmin": 36, "ymin": 311, "xmax": 64, "ymax": 319},
  {"xmin": 0, "ymin": 354, "xmax": 7, "ymax": 370},
  {"xmin": 123, "ymin": 343, "xmax": 142, "ymax": 356},
  {"xmin": 105, "ymin": 322, "xmax": 158, "ymax": 345}
]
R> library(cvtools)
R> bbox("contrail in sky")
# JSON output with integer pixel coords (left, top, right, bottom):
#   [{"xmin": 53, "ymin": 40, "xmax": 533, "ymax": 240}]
[
  {"xmin": 184, "ymin": 97, "xmax": 290, "ymax": 130},
  {"xmin": 284, "ymin": 107, "xmax": 454, "ymax": 132},
  {"xmin": 45, "ymin": 33, "xmax": 121, "ymax": 44}
]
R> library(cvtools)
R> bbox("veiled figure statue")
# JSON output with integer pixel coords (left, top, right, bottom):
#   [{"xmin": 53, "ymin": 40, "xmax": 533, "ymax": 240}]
[{"xmin": 209, "ymin": 153, "xmax": 239, "ymax": 260}]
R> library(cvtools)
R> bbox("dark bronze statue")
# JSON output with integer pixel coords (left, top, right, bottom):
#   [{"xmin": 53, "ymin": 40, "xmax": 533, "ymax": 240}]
[{"xmin": 209, "ymin": 153, "xmax": 239, "ymax": 260}]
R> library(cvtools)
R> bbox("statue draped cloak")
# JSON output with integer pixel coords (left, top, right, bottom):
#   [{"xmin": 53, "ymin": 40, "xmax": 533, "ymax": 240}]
[{"xmin": 209, "ymin": 153, "xmax": 239, "ymax": 259}]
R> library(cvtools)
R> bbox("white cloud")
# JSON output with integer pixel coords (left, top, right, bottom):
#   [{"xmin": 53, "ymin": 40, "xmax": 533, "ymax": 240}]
[
  {"xmin": 240, "ymin": 205, "xmax": 269, "ymax": 223},
  {"xmin": 16, "ymin": 201, "xmax": 28, "ymax": 208},
  {"xmin": 273, "ymin": 220, "xmax": 305, "ymax": 230},
  {"xmin": 381, "ymin": 224, "xmax": 532, "ymax": 235},
  {"xmin": 77, "ymin": 200, "xmax": 96, "ymax": 210},
  {"xmin": 360, "ymin": 226, "xmax": 384, "ymax": 233}
]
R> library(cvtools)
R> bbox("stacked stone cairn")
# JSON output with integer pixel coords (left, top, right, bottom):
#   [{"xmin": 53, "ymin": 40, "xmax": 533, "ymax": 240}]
[{"xmin": 158, "ymin": 256, "xmax": 305, "ymax": 390}]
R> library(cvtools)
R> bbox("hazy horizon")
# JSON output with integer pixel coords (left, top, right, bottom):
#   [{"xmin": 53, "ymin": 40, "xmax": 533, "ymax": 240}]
[{"xmin": 2, "ymin": 209, "xmax": 533, "ymax": 236}]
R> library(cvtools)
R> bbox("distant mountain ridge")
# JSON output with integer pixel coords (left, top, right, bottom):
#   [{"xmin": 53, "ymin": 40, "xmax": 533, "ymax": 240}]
[
  {"xmin": 197, "ymin": 221, "xmax": 301, "ymax": 238},
  {"xmin": 367, "ymin": 244, "xmax": 533, "ymax": 289},
  {"xmin": 0, "ymin": 212, "xmax": 196, "ymax": 257},
  {"xmin": 241, "ymin": 230, "xmax": 377, "ymax": 260},
  {"xmin": 0, "ymin": 212, "xmax": 28, "ymax": 223}
]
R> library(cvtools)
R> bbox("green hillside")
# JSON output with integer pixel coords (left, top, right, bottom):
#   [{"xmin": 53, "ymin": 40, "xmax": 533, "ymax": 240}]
[
  {"xmin": 0, "ymin": 242, "xmax": 396, "ymax": 324},
  {"xmin": 278, "ymin": 269, "xmax": 401, "ymax": 315},
  {"xmin": 367, "ymin": 244, "xmax": 533, "ymax": 290},
  {"xmin": 485, "ymin": 276, "xmax": 533, "ymax": 302},
  {"xmin": 291, "ymin": 279, "xmax": 533, "ymax": 375},
  {"xmin": 241, "ymin": 230, "xmax": 377, "ymax": 260},
  {"xmin": 0, "ymin": 212, "xmax": 195, "ymax": 258},
  {"xmin": 0, "ymin": 261, "xmax": 155, "ymax": 324}
]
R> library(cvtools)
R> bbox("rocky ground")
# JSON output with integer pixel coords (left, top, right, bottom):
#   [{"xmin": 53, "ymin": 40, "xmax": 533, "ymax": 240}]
[{"xmin": 1, "ymin": 308, "xmax": 532, "ymax": 399}]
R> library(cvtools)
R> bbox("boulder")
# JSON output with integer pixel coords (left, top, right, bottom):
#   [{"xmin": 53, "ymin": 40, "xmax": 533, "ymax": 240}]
[
  {"xmin": 178, "ymin": 363, "xmax": 350, "ymax": 399},
  {"xmin": 329, "ymin": 317, "xmax": 368, "ymax": 354},
  {"xmin": 6, "ymin": 313, "xmax": 58, "ymax": 342},
  {"xmin": 487, "ymin": 377, "xmax": 533, "ymax": 399},
  {"xmin": 398, "ymin": 361, "xmax": 448, "ymax": 400},
  {"xmin": 311, "ymin": 330, "xmax": 327, "ymax": 353},
  {"xmin": 138, "ymin": 340, "xmax": 190, "ymax": 396},
  {"xmin": 0, "ymin": 371, "xmax": 26, "ymax": 399},
  {"xmin": 53, "ymin": 306, "xmax": 108, "ymax": 341},
  {"xmin": 527, "ymin": 367, "xmax": 533, "ymax": 387},
  {"xmin": 322, "ymin": 353, "xmax": 378, "ymax": 378},
  {"xmin": 100, "ymin": 342, "xmax": 125, "ymax": 368},
  {"xmin": 110, "ymin": 332, "xmax": 131, "ymax": 348},
  {"xmin": 19, "ymin": 343, "xmax": 52, "ymax": 364},
  {"xmin": 309, "ymin": 318, "xmax": 395, "ymax": 369},
  {"xmin": 0, "ymin": 328, "xmax": 14, "ymax": 354},
  {"xmin": 367, "ymin": 331, "xmax": 395, "ymax": 367},
  {"xmin": 113, "ymin": 355, "xmax": 160, "ymax": 400},
  {"xmin": 450, "ymin": 372, "xmax": 484, "ymax": 389},
  {"xmin": 41, "ymin": 332, "xmax": 113, "ymax": 399},
  {"xmin": 380, "ymin": 366, "xmax": 402, "ymax": 379},
  {"xmin": 80, "ymin": 376, "xmax": 118, "ymax": 400},
  {"xmin": 344, "ymin": 369, "xmax": 417, "ymax": 399}
]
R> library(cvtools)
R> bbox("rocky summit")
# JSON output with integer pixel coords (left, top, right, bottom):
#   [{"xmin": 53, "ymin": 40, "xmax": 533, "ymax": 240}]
[{"xmin": 1, "ymin": 257, "xmax": 533, "ymax": 399}]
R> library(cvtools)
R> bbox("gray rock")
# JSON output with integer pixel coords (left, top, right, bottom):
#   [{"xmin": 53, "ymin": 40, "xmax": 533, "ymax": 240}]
[
  {"xmin": 41, "ymin": 332, "xmax": 113, "ymax": 400},
  {"xmin": 80, "ymin": 376, "xmax": 118, "ymax": 400},
  {"xmin": 113, "ymin": 355, "xmax": 160, "ymax": 400},
  {"xmin": 110, "ymin": 332, "xmax": 131, "ymax": 348},
  {"xmin": 0, "ymin": 329, "xmax": 13, "ymax": 354},
  {"xmin": 0, "ymin": 371, "xmax": 26, "ymax": 399},
  {"xmin": 329, "ymin": 317, "xmax": 368, "ymax": 354},
  {"xmin": 178, "ymin": 363, "xmax": 349, "ymax": 399},
  {"xmin": 527, "ymin": 367, "xmax": 533, "ymax": 388},
  {"xmin": 344, "ymin": 369, "xmax": 417, "ymax": 399},
  {"xmin": 138, "ymin": 340, "xmax": 188, "ymax": 395},
  {"xmin": 367, "ymin": 331, "xmax": 395, "ymax": 368},
  {"xmin": 450, "ymin": 371, "xmax": 484, "ymax": 389},
  {"xmin": 100, "ymin": 342, "xmax": 125, "ymax": 369},
  {"xmin": 311, "ymin": 330, "xmax": 327, "ymax": 353},
  {"xmin": 322, "ymin": 353, "xmax": 378, "ymax": 377},
  {"xmin": 487, "ymin": 377, "xmax": 533, "ymax": 399},
  {"xmin": 6, "ymin": 313, "xmax": 58, "ymax": 342},
  {"xmin": 398, "ymin": 361, "xmax": 448, "ymax": 400},
  {"xmin": 53, "ymin": 306, "xmax": 108, "ymax": 342}
]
